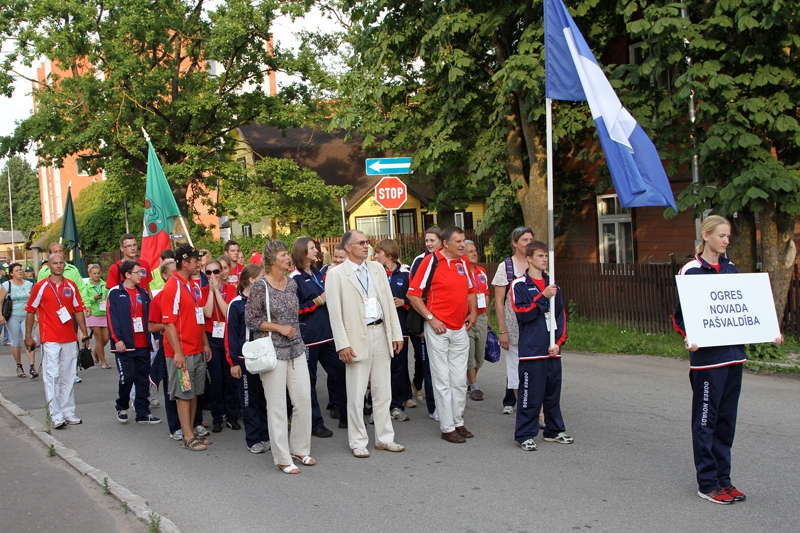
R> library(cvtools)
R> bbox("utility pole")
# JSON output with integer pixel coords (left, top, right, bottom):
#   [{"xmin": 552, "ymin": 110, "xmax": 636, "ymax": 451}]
[{"xmin": 7, "ymin": 166, "xmax": 16, "ymax": 261}]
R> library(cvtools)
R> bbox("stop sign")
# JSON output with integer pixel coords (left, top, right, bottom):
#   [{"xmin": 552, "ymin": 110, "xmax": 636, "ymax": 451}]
[{"xmin": 374, "ymin": 177, "xmax": 408, "ymax": 210}]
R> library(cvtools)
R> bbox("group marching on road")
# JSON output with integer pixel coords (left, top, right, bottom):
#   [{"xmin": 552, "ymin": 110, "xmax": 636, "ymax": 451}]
[{"xmin": 15, "ymin": 220, "xmax": 783, "ymax": 503}]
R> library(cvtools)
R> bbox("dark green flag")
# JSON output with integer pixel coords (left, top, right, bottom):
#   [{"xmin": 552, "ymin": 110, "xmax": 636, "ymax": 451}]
[{"xmin": 60, "ymin": 187, "xmax": 87, "ymax": 277}]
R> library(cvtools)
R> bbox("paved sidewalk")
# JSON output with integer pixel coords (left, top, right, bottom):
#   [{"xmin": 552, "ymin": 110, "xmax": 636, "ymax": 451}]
[{"xmin": 0, "ymin": 401, "xmax": 147, "ymax": 532}]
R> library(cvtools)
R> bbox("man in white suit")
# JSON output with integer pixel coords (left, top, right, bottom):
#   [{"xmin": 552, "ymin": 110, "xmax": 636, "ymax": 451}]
[{"xmin": 326, "ymin": 230, "xmax": 406, "ymax": 458}]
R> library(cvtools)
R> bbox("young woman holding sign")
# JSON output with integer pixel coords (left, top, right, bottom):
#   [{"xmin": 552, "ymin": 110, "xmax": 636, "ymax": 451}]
[{"xmin": 673, "ymin": 215, "xmax": 783, "ymax": 505}]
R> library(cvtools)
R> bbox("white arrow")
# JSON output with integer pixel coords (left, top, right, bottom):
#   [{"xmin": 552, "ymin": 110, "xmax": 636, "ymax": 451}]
[{"xmin": 369, "ymin": 160, "xmax": 411, "ymax": 173}]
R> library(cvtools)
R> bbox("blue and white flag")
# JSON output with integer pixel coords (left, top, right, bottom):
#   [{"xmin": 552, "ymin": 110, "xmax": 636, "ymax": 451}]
[{"xmin": 544, "ymin": 0, "xmax": 677, "ymax": 210}]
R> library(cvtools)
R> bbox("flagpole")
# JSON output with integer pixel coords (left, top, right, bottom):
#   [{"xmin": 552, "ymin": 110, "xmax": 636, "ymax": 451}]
[
  {"xmin": 7, "ymin": 166, "xmax": 15, "ymax": 261},
  {"xmin": 546, "ymin": 98, "xmax": 556, "ymax": 347},
  {"xmin": 178, "ymin": 216, "xmax": 194, "ymax": 248}
]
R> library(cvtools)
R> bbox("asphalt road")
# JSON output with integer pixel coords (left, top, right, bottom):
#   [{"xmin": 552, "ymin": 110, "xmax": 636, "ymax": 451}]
[{"xmin": 1, "ymin": 344, "xmax": 798, "ymax": 533}]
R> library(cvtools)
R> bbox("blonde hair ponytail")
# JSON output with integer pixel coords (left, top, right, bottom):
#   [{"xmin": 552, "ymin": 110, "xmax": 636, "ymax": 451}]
[{"xmin": 696, "ymin": 215, "xmax": 731, "ymax": 254}]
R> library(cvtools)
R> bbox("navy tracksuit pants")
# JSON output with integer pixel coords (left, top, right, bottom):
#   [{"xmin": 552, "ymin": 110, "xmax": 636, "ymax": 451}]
[
  {"xmin": 234, "ymin": 365, "xmax": 270, "ymax": 447},
  {"xmin": 390, "ymin": 337, "xmax": 412, "ymax": 410},
  {"xmin": 208, "ymin": 337, "xmax": 240, "ymax": 425},
  {"xmin": 411, "ymin": 335, "xmax": 435, "ymax": 414},
  {"xmin": 307, "ymin": 341, "xmax": 347, "ymax": 428},
  {"xmin": 115, "ymin": 347, "xmax": 152, "ymax": 420},
  {"xmin": 515, "ymin": 358, "xmax": 566, "ymax": 443},
  {"xmin": 689, "ymin": 363, "xmax": 742, "ymax": 493}
]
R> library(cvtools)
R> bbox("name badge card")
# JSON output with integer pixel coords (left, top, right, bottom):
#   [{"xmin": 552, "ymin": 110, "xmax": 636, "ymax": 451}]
[
  {"xmin": 195, "ymin": 307, "xmax": 205, "ymax": 325},
  {"xmin": 98, "ymin": 301, "xmax": 106, "ymax": 312},
  {"xmin": 133, "ymin": 317, "xmax": 144, "ymax": 333},
  {"xmin": 364, "ymin": 298, "xmax": 378, "ymax": 319},
  {"xmin": 544, "ymin": 311, "xmax": 551, "ymax": 332},
  {"xmin": 212, "ymin": 321, "xmax": 225, "ymax": 338},
  {"xmin": 675, "ymin": 272, "xmax": 781, "ymax": 348},
  {"xmin": 477, "ymin": 293, "xmax": 487, "ymax": 309},
  {"xmin": 56, "ymin": 306, "xmax": 72, "ymax": 324}
]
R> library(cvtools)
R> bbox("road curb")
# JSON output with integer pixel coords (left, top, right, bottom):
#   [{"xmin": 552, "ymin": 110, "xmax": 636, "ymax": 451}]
[{"xmin": 0, "ymin": 390, "xmax": 181, "ymax": 533}]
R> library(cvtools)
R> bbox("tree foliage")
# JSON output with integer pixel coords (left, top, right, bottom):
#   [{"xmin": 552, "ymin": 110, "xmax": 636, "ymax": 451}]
[
  {"xmin": 221, "ymin": 157, "xmax": 351, "ymax": 238},
  {"xmin": 309, "ymin": 0, "xmax": 622, "ymax": 239},
  {"xmin": 619, "ymin": 0, "xmax": 800, "ymax": 315},
  {"xmin": 0, "ymin": 156, "xmax": 41, "ymax": 234},
  {"xmin": 0, "ymin": 0, "xmax": 318, "ymax": 222}
]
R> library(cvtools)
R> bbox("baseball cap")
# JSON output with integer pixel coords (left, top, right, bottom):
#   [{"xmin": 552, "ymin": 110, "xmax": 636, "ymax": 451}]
[
  {"xmin": 175, "ymin": 246, "xmax": 206, "ymax": 262},
  {"xmin": 0, "ymin": 263, "xmax": 7, "ymax": 270},
  {"xmin": 24, "ymin": 266, "xmax": 34, "ymax": 272}
]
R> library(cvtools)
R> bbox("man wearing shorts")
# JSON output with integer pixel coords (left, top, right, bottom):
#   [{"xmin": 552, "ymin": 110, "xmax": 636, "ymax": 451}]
[{"xmin": 161, "ymin": 246, "xmax": 212, "ymax": 450}]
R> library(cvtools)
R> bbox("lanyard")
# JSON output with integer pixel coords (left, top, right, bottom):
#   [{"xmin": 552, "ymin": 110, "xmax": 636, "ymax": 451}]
[
  {"xmin": 127, "ymin": 287, "xmax": 141, "ymax": 318},
  {"xmin": 93, "ymin": 284, "xmax": 103, "ymax": 295},
  {"xmin": 46, "ymin": 279, "xmax": 64, "ymax": 308},
  {"xmin": 471, "ymin": 269, "xmax": 486, "ymax": 293},
  {"xmin": 212, "ymin": 285, "xmax": 228, "ymax": 322},
  {"xmin": 309, "ymin": 271, "xmax": 324, "ymax": 291},
  {"xmin": 176, "ymin": 275, "xmax": 200, "ymax": 306},
  {"xmin": 355, "ymin": 265, "xmax": 371, "ymax": 297}
]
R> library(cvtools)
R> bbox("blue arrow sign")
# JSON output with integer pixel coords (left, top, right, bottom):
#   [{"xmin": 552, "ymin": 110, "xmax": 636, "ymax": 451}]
[{"xmin": 366, "ymin": 157, "xmax": 412, "ymax": 175}]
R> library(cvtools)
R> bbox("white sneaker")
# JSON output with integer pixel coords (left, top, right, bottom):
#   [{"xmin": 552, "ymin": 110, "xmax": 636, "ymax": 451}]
[
  {"xmin": 260, "ymin": 440, "xmax": 271, "ymax": 451},
  {"xmin": 428, "ymin": 410, "xmax": 439, "ymax": 422},
  {"xmin": 74, "ymin": 375, "xmax": 82, "ymax": 383},
  {"xmin": 194, "ymin": 425, "xmax": 209, "ymax": 437},
  {"xmin": 148, "ymin": 397, "xmax": 161, "ymax": 407},
  {"xmin": 502, "ymin": 406, "xmax": 515, "ymax": 414},
  {"xmin": 544, "ymin": 432, "xmax": 574, "ymax": 444},
  {"xmin": 65, "ymin": 416, "xmax": 82, "ymax": 425},
  {"xmin": 375, "ymin": 441, "xmax": 405, "ymax": 452},
  {"xmin": 404, "ymin": 399, "xmax": 418, "ymax": 409},
  {"xmin": 390, "ymin": 408, "xmax": 410, "ymax": 422},
  {"xmin": 170, "ymin": 429, "xmax": 183, "ymax": 441},
  {"xmin": 249, "ymin": 442, "xmax": 267, "ymax": 454}
]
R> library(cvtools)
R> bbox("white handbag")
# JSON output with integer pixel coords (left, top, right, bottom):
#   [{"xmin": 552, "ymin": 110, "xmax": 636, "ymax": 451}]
[{"xmin": 242, "ymin": 279, "xmax": 278, "ymax": 373}]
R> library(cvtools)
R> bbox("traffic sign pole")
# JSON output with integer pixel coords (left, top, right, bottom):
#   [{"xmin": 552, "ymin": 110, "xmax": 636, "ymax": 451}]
[{"xmin": 388, "ymin": 209, "xmax": 394, "ymax": 239}]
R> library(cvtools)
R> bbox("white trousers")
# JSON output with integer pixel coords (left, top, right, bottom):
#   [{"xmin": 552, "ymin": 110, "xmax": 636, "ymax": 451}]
[
  {"xmin": 504, "ymin": 343, "xmax": 520, "ymax": 389},
  {"xmin": 261, "ymin": 358, "xmax": 312, "ymax": 466},
  {"xmin": 424, "ymin": 323, "xmax": 469, "ymax": 433},
  {"xmin": 346, "ymin": 324, "xmax": 394, "ymax": 450},
  {"xmin": 41, "ymin": 342, "xmax": 78, "ymax": 424}
]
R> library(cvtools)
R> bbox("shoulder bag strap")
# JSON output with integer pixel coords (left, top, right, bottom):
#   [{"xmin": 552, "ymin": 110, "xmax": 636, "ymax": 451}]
[
  {"xmin": 262, "ymin": 278, "xmax": 272, "ymax": 339},
  {"xmin": 504, "ymin": 257, "xmax": 515, "ymax": 303},
  {"xmin": 421, "ymin": 253, "xmax": 439, "ymax": 301}
]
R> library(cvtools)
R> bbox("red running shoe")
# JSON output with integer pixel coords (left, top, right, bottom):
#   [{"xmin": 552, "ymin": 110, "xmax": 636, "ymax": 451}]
[
  {"xmin": 722, "ymin": 486, "xmax": 746, "ymax": 502},
  {"xmin": 697, "ymin": 488, "xmax": 735, "ymax": 505}
]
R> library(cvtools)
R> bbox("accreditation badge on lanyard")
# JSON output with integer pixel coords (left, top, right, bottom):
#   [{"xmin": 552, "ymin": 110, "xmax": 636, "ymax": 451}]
[
  {"xmin": 179, "ymin": 277, "xmax": 205, "ymax": 324},
  {"xmin": 49, "ymin": 281, "xmax": 73, "ymax": 324},
  {"xmin": 473, "ymin": 271, "xmax": 487, "ymax": 309},
  {"xmin": 357, "ymin": 267, "xmax": 379, "ymax": 319}
]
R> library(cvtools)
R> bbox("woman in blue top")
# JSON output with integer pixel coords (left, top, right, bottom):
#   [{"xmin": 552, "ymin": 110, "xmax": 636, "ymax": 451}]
[
  {"xmin": 0, "ymin": 263, "xmax": 37, "ymax": 378},
  {"xmin": 673, "ymin": 215, "xmax": 784, "ymax": 505},
  {"xmin": 80, "ymin": 264, "xmax": 111, "ymax": 368}
]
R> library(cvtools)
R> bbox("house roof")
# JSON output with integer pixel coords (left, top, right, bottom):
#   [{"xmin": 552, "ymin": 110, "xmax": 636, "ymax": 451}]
[
  {"xmin": 0, "ymin": 230, "xmax": 26, "ymax": 245},
  {"xmin": 236, "ymin": 125, "xmax": 433, "ymax": 207}
]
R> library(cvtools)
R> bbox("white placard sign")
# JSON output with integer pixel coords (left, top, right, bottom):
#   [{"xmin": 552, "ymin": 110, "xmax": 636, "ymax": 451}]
[{"xmin": 675, "ymin": 272, "xmax": 781, "ymax": 348}]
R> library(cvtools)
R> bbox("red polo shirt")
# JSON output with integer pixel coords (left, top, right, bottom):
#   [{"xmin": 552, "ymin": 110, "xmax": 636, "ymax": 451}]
[
  {"xmin": 203, "ymin": 282, "xmax": 237, "ymax": 336},
  {"xmin": 106, "ymin": 258, "xmax": 152, "ymax": 289},
  {"xmin": 161, "ymin": 272, "xmax": 205, "ymax": 357},
  {"xmin": 25, "ymin": 278, "xmax": 86, "ymax": 343},
  {"xmin": 408, "ymin": 249, "xmax": 476, "ymax": 330}
]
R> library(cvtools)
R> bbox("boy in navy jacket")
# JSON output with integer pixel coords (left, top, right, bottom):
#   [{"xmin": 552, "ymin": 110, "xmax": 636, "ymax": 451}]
[
  {"xmin": 511, "ymin": 241, "xmax": 571, "ymax": 450},
  {"xmin": 107, "ymin": 261, "xmax": 159, "ymax": 424}
]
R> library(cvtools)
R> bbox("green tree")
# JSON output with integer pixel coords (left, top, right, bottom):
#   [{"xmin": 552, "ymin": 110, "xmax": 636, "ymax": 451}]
[
  {"xmin": 618, "ymin": 0, "xmax": 800, "ymax": 316},
  {"xmin": 0, "ymin": 156, "xmax": 41, "ymax": 234},
  {"xmin": 0, "ymin": 0, "xmax": 317, "ymax": 222},
  {"xmin": 221, "ymin": 157, "xmax": 351, "ymax": 238},
  {"xmin": 309, "ymin": 0, "xmax": 621, "ymax": 238}
]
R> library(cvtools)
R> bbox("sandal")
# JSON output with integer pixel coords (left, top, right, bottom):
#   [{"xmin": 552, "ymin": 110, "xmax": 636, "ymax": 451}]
[
  {"xmin": 181, "ymin": 437, "xmax": 208, "ymax": 451},
  {"xmin": 278, "ymin": 463, "xmax": 300, "ymax": 474},
  {"xmin": 193, "ymin": 434, "xmax": 212, "ymax": 445},
  {"xmin": 291, "ymin": 454, "xmax": 316, "ymax": 466},
  {"xmin": 16, "ymin": 364, "xmax": 26, "ymax": 378},
  {"xmin": 29, "ymin": 366, "xmax": 39, "ymax": 379},
  {"xmin": 101, "ymin": 363, "xmax": 111, "ymax": 369}
]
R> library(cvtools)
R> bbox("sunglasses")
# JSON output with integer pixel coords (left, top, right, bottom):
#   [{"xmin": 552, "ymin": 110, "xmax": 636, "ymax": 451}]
[
  {"xmin": 348, "ymin": 240, "xmax": 369, "ymax": 247},
  {"xmin": 205, "ymin": 269, "xmax": 222, "ymax": 275}
]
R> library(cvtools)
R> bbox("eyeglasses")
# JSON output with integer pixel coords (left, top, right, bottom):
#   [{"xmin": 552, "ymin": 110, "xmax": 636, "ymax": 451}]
[
  {"xmin": 205, "ymin": 269, "xmax": 221, "ymax": 275},
  {"xmin": 348, "ymin": 240, "xmax": 369, "ymax": 247},
  {"xmin": 130, "ymin": 270, "xmax": 143, "ymax": 275}
]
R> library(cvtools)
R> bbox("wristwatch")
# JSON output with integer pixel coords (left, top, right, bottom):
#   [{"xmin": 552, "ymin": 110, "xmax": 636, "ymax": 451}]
[{"xmin": 426, "ymin": 314, "xmax": 434, "ymax": 321}]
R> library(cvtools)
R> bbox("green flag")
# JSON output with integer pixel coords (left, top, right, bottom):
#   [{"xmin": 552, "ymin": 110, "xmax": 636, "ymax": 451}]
[
  {"xmin": 60, "ymin": 186, "xmax": 87, "ymax": 277},
  {"xmin": 141, "ymin": 140, "xmax": 182, "ymax": 269}
]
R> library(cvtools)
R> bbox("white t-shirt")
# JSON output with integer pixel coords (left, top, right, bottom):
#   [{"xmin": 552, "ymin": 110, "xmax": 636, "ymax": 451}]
[{"xmin": 491, "ymin": 258, "xmax": 524, "ymax": 345}]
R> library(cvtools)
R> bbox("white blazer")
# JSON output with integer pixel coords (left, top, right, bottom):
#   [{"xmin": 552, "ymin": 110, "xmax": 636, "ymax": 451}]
[{"xmin": 326, "ymin": 259, "xmax": 403, "ymax": 361}]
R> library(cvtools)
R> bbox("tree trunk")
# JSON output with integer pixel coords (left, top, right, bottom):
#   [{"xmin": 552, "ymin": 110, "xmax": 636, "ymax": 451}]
[
  {"xmin": 760, "ymin": 202, "xmax": 797, "ymax": 321},
  {"xmin": 728, "ymin": 210, "xmax": 756, "ymax": 272}
]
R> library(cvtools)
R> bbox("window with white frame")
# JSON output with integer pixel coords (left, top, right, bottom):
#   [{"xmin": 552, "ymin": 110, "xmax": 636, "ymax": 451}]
[
  {"xmin": 356, "ymin": 216, "xmax": 388, "ymax": 237},
  {"xmin": 597, "ymin": 195, "xmax": 633, "ymax": 264}
]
